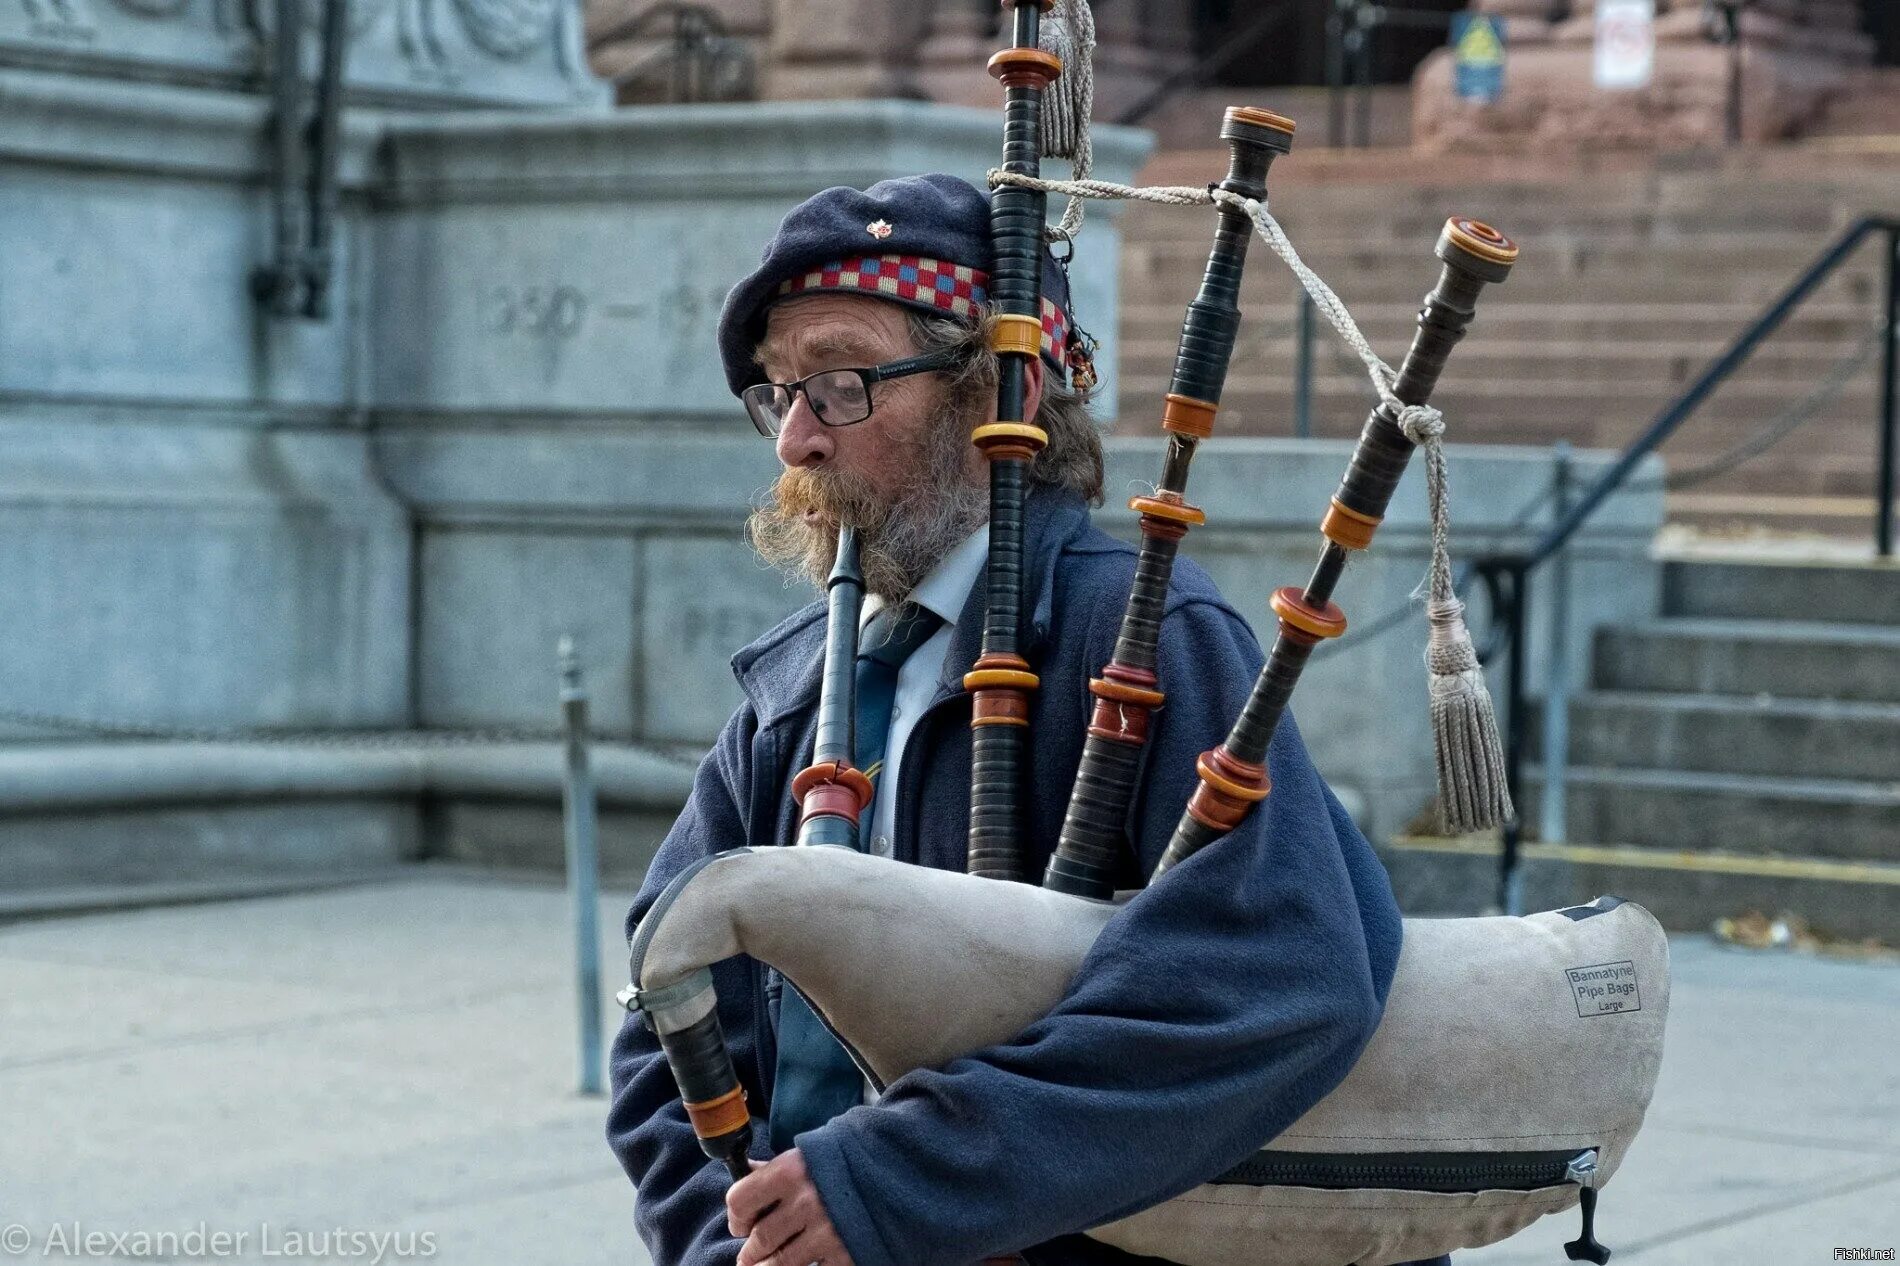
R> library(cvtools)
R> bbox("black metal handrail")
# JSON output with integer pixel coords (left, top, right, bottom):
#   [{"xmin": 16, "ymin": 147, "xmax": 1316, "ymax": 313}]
[{"xmin": 1471, "ymin": 215, "xmax": 1900, "ymax": 913}]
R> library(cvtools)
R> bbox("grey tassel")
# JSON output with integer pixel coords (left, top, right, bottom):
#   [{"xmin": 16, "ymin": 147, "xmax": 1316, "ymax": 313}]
[
  {"xmin": 1400, "ymin": 404, "xmax": 1514, "ymax": 835},
  {"xmin": 1037, "ymin": 0, "xmax": 1095, "ymax": 244}
]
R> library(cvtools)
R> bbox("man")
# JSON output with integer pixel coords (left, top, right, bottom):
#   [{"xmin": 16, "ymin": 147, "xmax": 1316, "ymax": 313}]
[{"xmin": 607, "ymin": 173, "xmax": 1445, "ymax": 1266}]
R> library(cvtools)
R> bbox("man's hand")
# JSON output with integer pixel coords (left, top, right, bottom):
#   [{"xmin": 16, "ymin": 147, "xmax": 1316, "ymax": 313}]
[{"xmin": 728, "ymin": 1149, "xmax": 855, "ymax": 1266}]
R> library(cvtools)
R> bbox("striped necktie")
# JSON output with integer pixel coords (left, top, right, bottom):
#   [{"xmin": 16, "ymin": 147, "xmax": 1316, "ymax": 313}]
[{"xmin": 769, "ymin": 600, "xmax": 943, "ymax": 1149}]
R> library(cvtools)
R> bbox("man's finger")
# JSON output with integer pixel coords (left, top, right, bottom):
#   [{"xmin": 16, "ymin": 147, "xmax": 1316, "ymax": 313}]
[
  {"xmin": 750, "ymin": 1224, "xmax": 824, "ymax": 1266},
  {"xmin": 733, "ymin": 1194, "xmax": 813, "ymax": 1266},
  {"xmin": 726, "ymin": 1155, "xmax": 794, "ymax": 1234}
]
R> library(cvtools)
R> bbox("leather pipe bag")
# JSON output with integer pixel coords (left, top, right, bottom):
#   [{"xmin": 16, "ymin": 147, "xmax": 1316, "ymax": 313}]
[{"xmin": 629, "ymin": 847, "xmax": 1668, "ymax": 1266}]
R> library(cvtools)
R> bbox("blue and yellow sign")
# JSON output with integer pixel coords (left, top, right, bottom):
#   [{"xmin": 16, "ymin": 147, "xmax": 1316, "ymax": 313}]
[{"xmin": 1451, "ymin": 13, "xmax": 1506, "ymax": 104}]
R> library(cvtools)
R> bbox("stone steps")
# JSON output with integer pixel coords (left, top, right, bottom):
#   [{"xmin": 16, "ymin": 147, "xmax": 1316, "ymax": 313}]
[
  {"xmin": 1379, "ymin": 831, "xmax": 1900, "ymax": 941},
  {"xmin": 1118, "ymin": 338, "xmax": 1872, "ymax": 384},
  {"xmin": 1662, "ymin": 558, "xmax": 1900, "ymax": 624},
  {"xmin": 1522, "ymin": 765, "xmax": 1900, "ymax": 866},
  {"xmin": 1595, "ymin": 617, "xmax": 1900, "ymax": 703},
  {"xmin": 1113, "ymin": 148, "xmax": 1899, "ymax": 511},
  {"xmin": 1535, "ymin": 690, "xmax": 1900, "ymax": 782},
  {"xmin": 1808, "ymin": 69, "xmax": 1900, "ymax": 138},
  {"xmin": 1486, "ymin": 558, "xmax": 1900, "ymax": 937}
]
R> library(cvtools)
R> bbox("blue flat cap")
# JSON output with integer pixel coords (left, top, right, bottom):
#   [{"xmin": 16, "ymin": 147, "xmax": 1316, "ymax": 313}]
[{"xmin": 716, "ymin": 172, "xmax": 1073, "ymax": 397}]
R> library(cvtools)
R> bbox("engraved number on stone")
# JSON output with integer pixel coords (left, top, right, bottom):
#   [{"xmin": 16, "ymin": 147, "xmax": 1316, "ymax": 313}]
[{"xmin": 483, "ymin": 284, "xmax": 587, "ymax": 337}]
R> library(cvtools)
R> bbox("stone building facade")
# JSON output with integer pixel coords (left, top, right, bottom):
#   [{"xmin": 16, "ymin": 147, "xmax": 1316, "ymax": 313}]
[
  {"xmin": 1414, "ymin": 0, "xmax": 1892, "ymax": 149},
  {"xmin": 587, "ymin": 0, "xmax": 1900, "ymax": 148}
]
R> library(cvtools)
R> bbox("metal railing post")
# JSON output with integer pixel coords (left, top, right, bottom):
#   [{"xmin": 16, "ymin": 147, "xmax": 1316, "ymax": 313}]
[
  {"xmin": 560, "ymin": 636, "xmax": 605, "ymax": 1097},
  {"xmin": 1497, "ymin": 561, "xmax": 1529, "ymax": 917},
  {"xmin": 1539, "ymin": 443, "xmax": 1573, "ymax": 844},
  {"xmin": 1878, "ymin": 227, "xmax": 1899, "ymax": 558},
  {"xmin": 1327, "ymin": 3, "xmax": 1347, "ymax": 148},
  {"xmin": 1294, "ymin": 294, "xmax": 1315, "ymax": 439}
]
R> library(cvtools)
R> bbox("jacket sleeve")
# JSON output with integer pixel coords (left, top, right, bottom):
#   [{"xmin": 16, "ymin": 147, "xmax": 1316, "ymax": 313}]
[
  {"xmin": 605, "ymin": 701, "xmax": 774, "ymax": 1266},
  {"xmin": 794, "ymin": 597, "xmax": 1399, "ymax": 1266}
]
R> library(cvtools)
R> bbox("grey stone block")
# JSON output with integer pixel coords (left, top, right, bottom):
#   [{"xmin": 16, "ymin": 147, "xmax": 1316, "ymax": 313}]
[
  {"xmin": 0, "ymin": 423, "xmax": 411, "ymax": 733},
  {"xmin": 0, "ymin": 801, "xmax": 419, "ymax": 889},
  {"xmin": 373, "ymin": 100, "xmax": 1153, "ymax": 422},
  {"xmin": 639, "ymin": 533, "xmax": 803, "ymax": 743},
  {"xmin": 420, "ymin": 527, "xmax": 639, "ymax": 734}
]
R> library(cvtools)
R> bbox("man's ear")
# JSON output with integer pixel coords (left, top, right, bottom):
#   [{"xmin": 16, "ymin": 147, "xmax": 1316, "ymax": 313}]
[{"xmin": 1022, "ymin": 355, "xmax": 1045, "ymax": 426}]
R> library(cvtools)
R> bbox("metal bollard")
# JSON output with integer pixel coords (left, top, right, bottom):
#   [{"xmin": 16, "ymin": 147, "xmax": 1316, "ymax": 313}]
[
  {"xmin": 1539, "ymin": 443, "xmax": 1574, "ymax": 846},
  {"xmin": 1294, "ymin": 293, "xmax": 1315, "ymax": 439},
  {"xmin": 559, "ymin": 636, "xmax": 605, "ymax": 1097}
]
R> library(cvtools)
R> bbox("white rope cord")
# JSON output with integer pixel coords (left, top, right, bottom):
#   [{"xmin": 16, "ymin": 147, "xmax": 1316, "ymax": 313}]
[
  {"xmin": 986, "ymin": 164, "xmax": 1512, "ymax": 833},
  {"xmin": 986, "ymin": 169, "xmax": 1413, "ymax": 412},
  {"xmin": 1037, "ymin": 0, "xmax": 1097, "ymax": 244}
]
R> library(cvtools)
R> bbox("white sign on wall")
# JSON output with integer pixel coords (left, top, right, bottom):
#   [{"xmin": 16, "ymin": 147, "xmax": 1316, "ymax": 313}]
[{"xmin": 1594, "ymin": 0, "xmax": 1656, "ymax": 90}]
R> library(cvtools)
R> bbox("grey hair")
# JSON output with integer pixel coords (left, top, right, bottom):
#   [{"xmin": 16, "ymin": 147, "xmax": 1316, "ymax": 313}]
[{"xmin": 904, "ymin": 310, "xmax": 1106, "ymax": 507}]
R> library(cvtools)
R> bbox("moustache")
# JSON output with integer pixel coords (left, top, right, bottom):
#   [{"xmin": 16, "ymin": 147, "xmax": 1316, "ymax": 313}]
[{"xmin": 770, "ymin": 466, "xmax": 890, "ymax": 530}]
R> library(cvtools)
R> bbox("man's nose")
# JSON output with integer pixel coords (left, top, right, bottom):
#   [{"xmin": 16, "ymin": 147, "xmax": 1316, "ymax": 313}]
[{"xmin": 774, "ymin": 393, "xmax": 835, "ymax": 468}]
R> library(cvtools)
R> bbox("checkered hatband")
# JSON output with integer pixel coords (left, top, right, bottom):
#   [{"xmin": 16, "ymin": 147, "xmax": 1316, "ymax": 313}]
[{"xmin": 775, "ymin": 255, "xmax": 1070, "ymax": 368}]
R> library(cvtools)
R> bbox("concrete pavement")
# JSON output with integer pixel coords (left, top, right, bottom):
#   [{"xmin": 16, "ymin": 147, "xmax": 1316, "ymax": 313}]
[{"xmin": 1, "ymin": 869, "xmax": 1894, "ymax": 1265}]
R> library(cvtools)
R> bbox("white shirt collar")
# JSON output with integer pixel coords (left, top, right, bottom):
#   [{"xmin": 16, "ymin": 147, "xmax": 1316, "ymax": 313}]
[{"xmin": 861, "ymin": 523, "xmax": 990, "ymax": 629}]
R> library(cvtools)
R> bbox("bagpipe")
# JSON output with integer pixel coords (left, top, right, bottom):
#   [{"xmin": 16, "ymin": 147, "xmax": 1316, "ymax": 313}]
[{"xmin": 619, "ymin": 4, "xmax": 1669, "ymax": 1263}]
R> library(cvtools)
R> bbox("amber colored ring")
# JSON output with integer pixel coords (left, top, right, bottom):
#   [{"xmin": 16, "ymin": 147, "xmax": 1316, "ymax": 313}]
[
  {"xmin": 790, "ymin": 762, "xmax": 874, "ymax": 809},
  {"xmin": 971, "ymin": 422, "xmax": 1050, "ymax": 451},
  {"xmin": 1160, "ymin": 393, "xmax": 1219, "ymax": 439},
  {"xmin": 987, "ymin": 47, "xmax": 1063, "ymax": 86},
  {"xmin": 1129, "ymin": 495, "xmax": 1207, "ymax": 527},
  {"xmin": 1321, "ymin": 498, "xmax": 1382, "ymax": 551},
  {"xmin": 1090, "ymin": 676, "xmax": 1167, "ymax": 708},
  {"xmin": 1229, "ymin": 106, "xmax": 1296, "ymax": 136},
  {"xmin": 1196, "ymin": 753, "xmax": 1271, "ymax": 803},
  {"xmin": 964, "ymin": 668, "xmax": 1041, "ymax": 691},
  {"xmin": 684, "ymin": 1086, "xmax": 749, "ymax": 1139},
  {"xmin": 988, "ymin": 313, "xmax": 1046, "ymax": 359},
  {"xmin": 1445, "ymin": 217, "xmax": 1519, "ymax": 266},
  {"xmin": 1271, "ymin": 587, "xmax": 1348, "ymax": 640}
]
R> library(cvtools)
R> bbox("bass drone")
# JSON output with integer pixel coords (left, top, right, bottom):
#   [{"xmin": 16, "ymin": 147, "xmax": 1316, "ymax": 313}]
[{"xmin": 622, "ymin": 9, "xmax": 1669, "ymax": 1264}]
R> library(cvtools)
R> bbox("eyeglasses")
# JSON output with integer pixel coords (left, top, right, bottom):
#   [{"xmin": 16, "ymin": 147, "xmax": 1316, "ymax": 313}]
[{"xmin": 743, "ymin": 348, "xmax": 961, "ymax": 438}]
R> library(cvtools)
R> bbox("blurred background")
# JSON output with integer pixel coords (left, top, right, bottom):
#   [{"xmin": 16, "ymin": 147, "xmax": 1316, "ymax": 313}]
[{"xmin": 0, "ymin": 0, "xmax": 1894, "ymax": 1262}]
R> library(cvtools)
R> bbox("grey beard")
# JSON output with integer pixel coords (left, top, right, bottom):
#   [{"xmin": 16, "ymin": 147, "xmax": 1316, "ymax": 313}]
[{"xmin": 748, "ymin": 412, "xmax": 987, "ymax": 602}]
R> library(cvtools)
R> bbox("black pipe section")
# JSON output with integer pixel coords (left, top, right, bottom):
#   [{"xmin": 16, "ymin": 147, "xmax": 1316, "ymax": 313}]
[
  {"xmin": 1155, "ymin": 218, "xmax": 1516, "ymax": 878},
  {"xmin": 1045, "ymin": 107, "xmax": 1292, "ymax": 901}
]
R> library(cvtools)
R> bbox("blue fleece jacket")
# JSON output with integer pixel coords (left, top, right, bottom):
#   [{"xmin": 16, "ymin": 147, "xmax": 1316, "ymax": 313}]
[{"xmin": 606, "ymin": 485, "xmax": 1446, "ymax": 1266}]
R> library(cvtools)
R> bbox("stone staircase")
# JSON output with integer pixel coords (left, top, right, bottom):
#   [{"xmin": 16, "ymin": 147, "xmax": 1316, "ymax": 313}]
[
  {"xmin": 1516, "ymin": 556, "xmax": 1900, "ymax": 940},
  {"xmin": 1114, "ymin": 143, "xmax": 1900, "ymax": 535},
  {"xmin": 1809, "ymin": 68, "xmax": 1900, "ymax": 140}
]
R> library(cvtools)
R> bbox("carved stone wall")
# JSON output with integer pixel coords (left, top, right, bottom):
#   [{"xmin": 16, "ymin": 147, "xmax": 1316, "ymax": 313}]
[
  {"xmin": 586, "ymin": 0, "xmax": 1194, "ymax": 117},
  {"xmin": 0, "ymin": 0, "xmax": 607, "ymax": 106}
]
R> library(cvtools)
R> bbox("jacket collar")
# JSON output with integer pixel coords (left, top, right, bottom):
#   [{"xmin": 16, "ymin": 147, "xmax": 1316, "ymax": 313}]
[{"xmin": 732, "ymin": 484, "xmax": 1092, "ymax": 728}]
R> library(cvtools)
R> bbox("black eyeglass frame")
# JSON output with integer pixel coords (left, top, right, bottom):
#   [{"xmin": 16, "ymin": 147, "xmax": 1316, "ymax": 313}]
[{"xmin": 742, "ymin": 348, "xmax": 962, "ymax": 438}]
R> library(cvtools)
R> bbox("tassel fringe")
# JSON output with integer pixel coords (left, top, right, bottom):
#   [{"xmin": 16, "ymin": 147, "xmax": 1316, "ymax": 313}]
[
  {"xmin": 1401, "ymin": 404, "xmax": 1515, "ymax": 835},
  {"xmin": 1426, "ymin": 597, "xmax": 1514, "ymax": 834}
]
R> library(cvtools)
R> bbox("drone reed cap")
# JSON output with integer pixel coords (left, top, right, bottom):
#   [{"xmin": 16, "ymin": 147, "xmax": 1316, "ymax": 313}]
[
  {"xmin": 1437, "ymin": 217, "xmax": 1518, "ymax": 283},
  {"xmin": 1223, "ymin": 106, "xmax": 1296, "ymax": 154}
]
